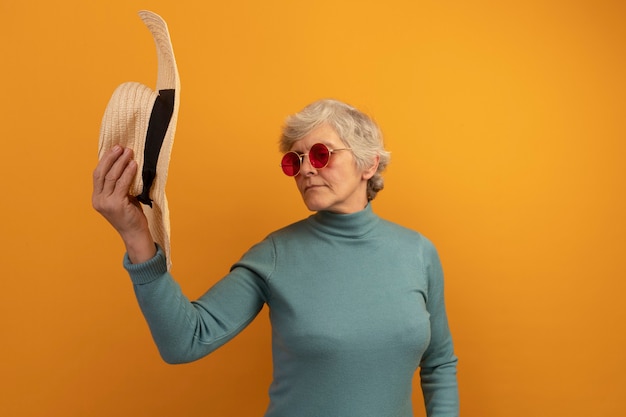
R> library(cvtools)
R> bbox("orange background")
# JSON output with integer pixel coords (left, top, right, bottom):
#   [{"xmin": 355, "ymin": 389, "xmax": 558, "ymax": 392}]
[{"xmin": 1, "ymin": 0, "xmax": 624, "ymax": 416}]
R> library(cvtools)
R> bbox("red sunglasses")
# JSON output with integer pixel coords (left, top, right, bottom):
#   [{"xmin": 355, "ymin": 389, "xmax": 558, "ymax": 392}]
[{"xmin": 280, "ymin": 143, "xmax": 351, "ymax": 176}]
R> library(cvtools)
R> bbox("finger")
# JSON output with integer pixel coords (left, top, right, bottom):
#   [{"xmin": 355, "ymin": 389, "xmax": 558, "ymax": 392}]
[
  {"xmin": 111, "ymin": 157, "xmax": 138, "ymax": 199},
  {"xmin": 101, "ymin": 147, "xmax": 134, "ymax": 196},
  {"xmin": 92, "ymin": 145, "xmax": 124, "ymax": 195}
]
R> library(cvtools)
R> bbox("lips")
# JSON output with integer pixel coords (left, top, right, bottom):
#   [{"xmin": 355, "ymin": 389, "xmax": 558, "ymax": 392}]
[{"xmin": 304, "ymin": 184, "xmax": 325, "ymax": 192}]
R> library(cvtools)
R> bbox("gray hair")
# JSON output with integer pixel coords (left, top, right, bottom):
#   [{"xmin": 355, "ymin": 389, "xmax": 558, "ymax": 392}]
[{"xmin": 279, "ymin": 99, "xmax": 391, "ymax": 200}]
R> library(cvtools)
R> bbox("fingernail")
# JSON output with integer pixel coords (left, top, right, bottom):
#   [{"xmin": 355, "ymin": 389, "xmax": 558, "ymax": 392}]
[{"xmin": 112, "ymin": 145, "xmax": 121, "ymax": 152}]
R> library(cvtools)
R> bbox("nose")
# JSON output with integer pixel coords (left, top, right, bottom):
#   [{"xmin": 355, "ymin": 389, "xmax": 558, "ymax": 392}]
[{"xmin": 299, "ymin": 153, "xmax": 317, "ymax": 176}]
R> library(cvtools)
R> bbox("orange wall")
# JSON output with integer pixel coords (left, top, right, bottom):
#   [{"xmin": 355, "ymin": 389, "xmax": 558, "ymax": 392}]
[{"xmin": 2, "ymin": 1, "xmax": 624, "ymax": 416}]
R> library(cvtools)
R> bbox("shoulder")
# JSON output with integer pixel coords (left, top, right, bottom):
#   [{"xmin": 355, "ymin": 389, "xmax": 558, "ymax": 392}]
[
  {"xmin": 375, "ymin": 217, "xmax": 443, "ymax": 272},
  {"xmin": 238, "ymin": 217, "xmax": 311, "ymax": 259},
  {"xmin": 378, "ymin": 217, "xmax": 437, "ymax": 248},
  {"xmin": 263, "ymin": 216, "xmax": 315, "ymax": 245}
]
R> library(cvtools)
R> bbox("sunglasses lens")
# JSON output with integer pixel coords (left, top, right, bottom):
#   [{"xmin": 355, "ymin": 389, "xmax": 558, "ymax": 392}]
[
  {"xmin": 281, "ymin": 152, "xmax": 300, "ymax": 176},
  {"xmin": 309, "ymin": 143, "xmax": 330, "ymax": 168}
]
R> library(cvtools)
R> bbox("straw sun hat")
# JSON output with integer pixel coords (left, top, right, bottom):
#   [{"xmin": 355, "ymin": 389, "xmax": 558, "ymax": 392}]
[{"xmin": 98, "ymin": 10, "xmax": 180, "ymax": 270}]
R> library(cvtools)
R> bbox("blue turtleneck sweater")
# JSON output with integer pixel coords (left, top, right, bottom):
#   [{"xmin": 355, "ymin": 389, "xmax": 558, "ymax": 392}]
[{"xmin": 124, "ymin": 204, "xmax": 458, "ymax": 416}]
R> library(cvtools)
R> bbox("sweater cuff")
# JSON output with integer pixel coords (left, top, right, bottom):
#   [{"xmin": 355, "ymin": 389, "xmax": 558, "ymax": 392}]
[{"xmin": 123, "ymin": 244, "xmax": 168, "ymax": 285}]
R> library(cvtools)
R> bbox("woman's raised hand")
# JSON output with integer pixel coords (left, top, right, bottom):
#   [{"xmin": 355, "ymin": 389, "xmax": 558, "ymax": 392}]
[{"xmin": 92, "ymin": 145, "xmax": 157, "ymax": 264}]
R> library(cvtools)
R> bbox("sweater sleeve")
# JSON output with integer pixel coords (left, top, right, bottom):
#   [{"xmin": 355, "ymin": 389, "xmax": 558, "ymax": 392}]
[
  {"xmin": 419, "ymin": 241, "xmax": 459, "ymax": 417},
  {"xmin": 124, "ymin": 243, "xmax": 272, "ymax": 364}
]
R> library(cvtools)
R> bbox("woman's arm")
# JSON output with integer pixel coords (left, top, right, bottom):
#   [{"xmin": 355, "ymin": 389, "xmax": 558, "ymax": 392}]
[
  {"xmin": 126, "ymin": 246, "xmax": 269, "ymax": 364},
  {"xmin": 92, "ymin": 145, "xmax": 270, "ymax": 363},
  {"xmin": 419, "ymin": 242, "xmax": 459, "ymax": 417}
]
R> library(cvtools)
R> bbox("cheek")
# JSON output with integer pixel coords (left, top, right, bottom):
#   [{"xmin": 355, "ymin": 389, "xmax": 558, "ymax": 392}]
[{"xmin": 294, "ymin": 176, "xmax": 306, "ymax": 191}]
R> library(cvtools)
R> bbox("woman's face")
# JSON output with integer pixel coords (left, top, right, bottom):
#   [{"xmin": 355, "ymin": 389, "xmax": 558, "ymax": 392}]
[{"xmin": 289, "ymin": 123, "xmax": 377, "ymax": 214}]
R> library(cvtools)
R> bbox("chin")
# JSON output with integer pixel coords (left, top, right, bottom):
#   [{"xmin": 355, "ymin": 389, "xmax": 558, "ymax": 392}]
[
  {"xmin": 301, "ymin": 196, "xmax": 330, "ymax": 212},
  {"xmin": 303, "ymin": 202, "xmax": 326, "ymax": 212}
]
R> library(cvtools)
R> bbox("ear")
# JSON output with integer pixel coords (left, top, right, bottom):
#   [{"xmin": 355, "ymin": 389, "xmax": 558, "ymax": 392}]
[{"xmin": 361, "ymin": 154, "xmax": 380, "ymax": 181}]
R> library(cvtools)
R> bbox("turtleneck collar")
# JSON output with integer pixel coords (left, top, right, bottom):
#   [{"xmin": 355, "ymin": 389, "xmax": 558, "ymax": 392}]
[{"xmin": 307, "ymin": 203, "xmax": 380, "ymax": 238}]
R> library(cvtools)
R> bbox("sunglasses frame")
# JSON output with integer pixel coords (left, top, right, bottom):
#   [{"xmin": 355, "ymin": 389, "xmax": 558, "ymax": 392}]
[{"xmin": 280, "ymin": 143, "xmax": 352, "ymax": 176}]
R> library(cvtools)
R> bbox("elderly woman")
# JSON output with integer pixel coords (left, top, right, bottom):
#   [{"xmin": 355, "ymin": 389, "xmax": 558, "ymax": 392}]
[{"xmin": 92, "ymin": 99, "xmax": 459, "ymax": 417}]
